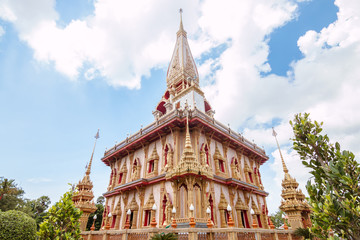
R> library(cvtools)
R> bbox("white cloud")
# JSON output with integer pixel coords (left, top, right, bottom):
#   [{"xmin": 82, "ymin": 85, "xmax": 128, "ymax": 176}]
[{"xmin": 0, "ymin": 0, "xmax": 201, "ymax": 88}]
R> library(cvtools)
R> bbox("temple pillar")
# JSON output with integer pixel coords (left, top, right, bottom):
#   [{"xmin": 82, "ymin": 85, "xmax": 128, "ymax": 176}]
[
  {"xmin": 235, "ymin": 209, "xmax": 244, "ymax": 228},
  {"xmin": 138, "ymin": 187, "xmax": 145, "ymax": 229},
  {"xmin": 132, "ymin": 210, "xmax": 138, "ymax": 229}
]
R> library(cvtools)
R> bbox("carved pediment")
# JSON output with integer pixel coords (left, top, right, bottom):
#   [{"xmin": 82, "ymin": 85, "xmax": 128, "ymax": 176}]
[
  {"xmin": 144, "ymin": 193, "xmax": 155, "ymax": 210},
  {"xmin": 218, "ymin": 190, "xmax": 229, "ymax": 210},
  {"xmin": 149, "ymin": 145, "xmax": 159, "ymax": 161}
]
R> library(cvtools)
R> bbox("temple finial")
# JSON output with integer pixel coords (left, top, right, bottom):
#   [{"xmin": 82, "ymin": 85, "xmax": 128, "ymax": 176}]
[
  {"xmin": 272, "ymin": 127, "xmax": 288, "ymax": 173},
  {"xmin": 179, "ymin": 8, "xmax": 184, "ymax": 31},
  {"xmin": 86, "ymin": 129, "xmax": 100, "ymax": 176}
]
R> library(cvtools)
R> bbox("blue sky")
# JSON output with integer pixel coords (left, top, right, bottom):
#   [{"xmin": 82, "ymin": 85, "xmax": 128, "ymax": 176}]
[{"xmin": 1, "ymin": 0, "xmax": 359, "ymax": 214}]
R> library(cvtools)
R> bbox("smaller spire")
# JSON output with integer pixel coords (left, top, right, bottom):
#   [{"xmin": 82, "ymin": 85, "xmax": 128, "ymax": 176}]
[
  {"xmin": 272, "ymin": 127, "xmax": 288, "ymax": 174},
  {"xmin": 86, "ymin": 129, "xmax": 100, "ymax": 176},
  {"xmin": 184, "ymin": 114, "xmax": 193, "ymax": 152}
]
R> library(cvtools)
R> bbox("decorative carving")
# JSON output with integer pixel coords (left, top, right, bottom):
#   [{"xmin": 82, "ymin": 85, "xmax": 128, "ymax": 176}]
[
  {"xmin": 130, "ymin": 158, "xmax": 141, "ymax": 181},
  {"xmin": 213, "ymin": 144, "xmax": 228, "ymax": 177},
  {"xmin": 147, "ymin": 144, "xmax": 159, "ymax": 177}
]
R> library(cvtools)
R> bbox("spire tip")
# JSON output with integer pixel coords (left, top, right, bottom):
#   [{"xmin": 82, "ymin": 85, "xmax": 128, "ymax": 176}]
[{"xmin": 178, "ymin": 8, "xmax": 184, "ymax": 32}]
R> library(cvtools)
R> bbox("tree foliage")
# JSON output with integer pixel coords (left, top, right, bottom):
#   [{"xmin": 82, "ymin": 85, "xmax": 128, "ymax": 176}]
[
  {"xmin": 0, "ymin": 177, "xmax": 25, "ymax": 211},
  {"xmin": 86, "ymin": 196, "xmax": 104, "ymax": 231},
  {"xmin": 38, "ymin": 189, "xmax": 82, "ymax": 240},
  {"xmin": 0, "ymin": 210, "xmax": 37, "ymax": 240},
  {"xmin": 290, "ymin": 113, "xmax": 360, "ymax": 239},
  {"xmin": 150, "ymin": 233, "xmax": 178, "ymax": 240},
  {"xmin": 270, "ymin": 210, "xmax": 287, "ymax": 228},
  {"xmin": 20, "ymin": 196, "xmax": 51, "ymax": 229},
  {"xmin": 293, "ymin": 227, "xmax": 313, "ymax": 240}
]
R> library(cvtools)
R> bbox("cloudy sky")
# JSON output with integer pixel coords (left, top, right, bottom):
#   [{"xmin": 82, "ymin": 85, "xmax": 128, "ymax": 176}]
[{"xmin": 1, "ymin": 0, "xmax": 359, "ymax": 214}]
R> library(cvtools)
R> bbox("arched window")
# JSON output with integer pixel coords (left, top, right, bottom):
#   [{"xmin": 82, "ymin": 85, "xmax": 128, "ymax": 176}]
[
  {"xmin": 231, "ymin": 157, "xmax": 241, "ymax": 179},
  {"xmin": 118, "ymin": 173, "xmax": 123, "ymax": 184},
  {"xmin": 147, "ymin": 146, "xmax": 159, "ymax": 177},
  {"xmin": 148, "ymin": 160, "xmax": 155, "ymax": 173},
  {"xmin": 131, "ymin": 158, "xmax": 141, "ymax": 180},
  {"xmin": 219, "ymin": 160, "xmax": 225, "ymax": 172},
  {"xmin": 200, "ymin": 143, "xmax": 210, "ymax": 165}
]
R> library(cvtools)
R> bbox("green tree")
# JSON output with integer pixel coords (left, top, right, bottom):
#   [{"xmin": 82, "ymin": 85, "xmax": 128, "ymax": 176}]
[
  {"xmin": 38, "ymin": 189, "xmax": 82, "ymax": 240},
  {"xmin": 86, "ymin": 196, "xmax": 104, "ymax": 231},
  {"xmin": 290, "ymin": 113, "xmax": 360, "ymax": 239},
  {"xmin": 0, "ymin": 177, "xmax": 25, "ymax": 211},
  {"xmin": 20, "ymin": 196, "xmax": 51, "ymax": 229},
  {"xmin": 0, "ymin": 210, "xmax": 37, "ymax": 240},
  {"xmin": 270, "ymin": 210, "xmax": 287, "ymax": 228}
]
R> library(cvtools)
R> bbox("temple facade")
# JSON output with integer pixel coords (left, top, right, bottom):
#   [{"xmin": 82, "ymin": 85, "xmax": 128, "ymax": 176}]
[{"xmin": 99, "ymin": 13, "xmax": 272, "ymax": 230}]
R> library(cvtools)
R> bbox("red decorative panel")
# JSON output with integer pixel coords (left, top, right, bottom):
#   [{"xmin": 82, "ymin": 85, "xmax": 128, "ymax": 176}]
[
  {"xmin": 128, "ymin": 233, "xmax": 148, "ymax": 240},
  {"xmin": 214, "ymin": 232, "xmax": 228, "ymax": 240},
  {"xmin": 277, "ymin": 233, "xmax": 289, "ymax": 240},
  {"xmin": 109, "ymin": 234, "xmax": 123, "ymax": 240},
  {"xmin": 260, "ymin": 233, "xmax": 274, "ymax": 240},
  {"xmin": 92, "ymin": 235, "xmax": 104, "ymax": 240},
  {"xmin": 237, "ymin": 232, "xmax": 256, "ymax": 240}
]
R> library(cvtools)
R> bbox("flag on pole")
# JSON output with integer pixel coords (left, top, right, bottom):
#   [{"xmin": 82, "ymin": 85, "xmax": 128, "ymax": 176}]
[
  {"xmin": 272, "ymin": 127, "xmax": 277, "ymax": 137},
  {"xmin": 95, "ymin": 129, "xmax": 100, "ymax": 139}
]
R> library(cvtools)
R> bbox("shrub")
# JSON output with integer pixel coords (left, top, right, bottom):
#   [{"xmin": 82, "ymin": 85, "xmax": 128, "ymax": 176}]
[{"xmin": 0, "ymin": 210, "xmax": 37, "ymax": 240}]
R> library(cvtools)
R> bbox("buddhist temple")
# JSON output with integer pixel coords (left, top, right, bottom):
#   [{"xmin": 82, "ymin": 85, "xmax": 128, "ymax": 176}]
[
  {"xmin": 72, "ymin": 130, "xmax": 99, "ymax": 231},
  {"xmin": 272, "ymin": 128, "xmax": 311, "ymax": 229},
  {"xmin": 98, "ymin": 10, "xmax": 272, "ymax": 230}
]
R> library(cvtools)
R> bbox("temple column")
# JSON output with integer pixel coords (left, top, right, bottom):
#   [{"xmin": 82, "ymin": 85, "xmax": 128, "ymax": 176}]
[{"xmin": 138, "ymin": 188, "xmax": 145, "ymax": 229}]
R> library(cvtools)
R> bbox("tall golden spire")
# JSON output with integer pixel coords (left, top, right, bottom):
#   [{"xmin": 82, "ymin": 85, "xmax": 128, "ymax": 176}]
[
  {"xmin": 86, "ymin": 129, "xmax": 100, "ymax": 176},
  {"xmin": 272, "ymin": 127, "xmax": 288, "ymax": 174}
]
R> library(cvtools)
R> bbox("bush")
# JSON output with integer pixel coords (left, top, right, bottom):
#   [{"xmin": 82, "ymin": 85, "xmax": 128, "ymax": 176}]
[
  {"xmin": 0, "ymin": 210, "xmax": 37, "ymax": 240},
  {"xmin": 37, "ymin": 189, "xmax": 82, "ymax": 240},
  {"xmin": 150, "ymin": 233, "xmax": 178, "ymax": 240}
]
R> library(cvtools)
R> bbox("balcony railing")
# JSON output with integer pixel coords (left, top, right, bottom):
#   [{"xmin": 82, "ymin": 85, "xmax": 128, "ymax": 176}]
[
  {"xmin": 81, "ymin": 227, "xmax": 298, "ymax": 240},
  {"xmin": 103, "ymin": 108, "xmax": 266, "ymax": 160}
]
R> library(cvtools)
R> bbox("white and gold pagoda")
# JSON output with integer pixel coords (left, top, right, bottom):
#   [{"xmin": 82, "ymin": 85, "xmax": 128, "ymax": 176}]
[{"xmin": 100, "ymin": 11, "xmax": 270, "ymax": 230}]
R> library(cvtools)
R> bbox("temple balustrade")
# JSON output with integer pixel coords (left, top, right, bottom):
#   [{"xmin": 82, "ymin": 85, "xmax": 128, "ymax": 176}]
[{"xmin": 80, "ymin": 227, "xmax": 300, "ymax": 240}]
